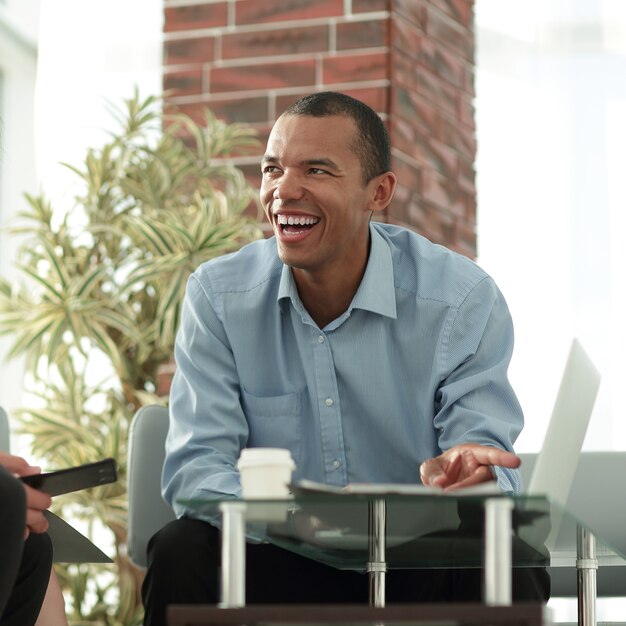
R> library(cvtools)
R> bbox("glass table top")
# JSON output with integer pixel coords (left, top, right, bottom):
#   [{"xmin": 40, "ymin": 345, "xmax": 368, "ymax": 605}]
[{"xmin": 180, "ymin": 492, "xmax": 626, "ymax": 572}]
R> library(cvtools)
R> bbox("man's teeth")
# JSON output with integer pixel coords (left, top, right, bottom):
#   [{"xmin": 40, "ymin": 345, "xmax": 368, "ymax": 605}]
[{"xmin": 277, "ymin": 215, "xmax": 319, "ymax": 226}]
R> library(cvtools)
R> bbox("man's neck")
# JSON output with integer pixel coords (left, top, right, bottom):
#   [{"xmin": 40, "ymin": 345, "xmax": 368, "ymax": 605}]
[{"xmin": 292, "ymin": 262, "xmax": 366, "ymax": 329}]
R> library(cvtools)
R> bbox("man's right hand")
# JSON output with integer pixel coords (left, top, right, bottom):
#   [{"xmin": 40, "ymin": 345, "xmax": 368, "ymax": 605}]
[{"xmin": 0, "ymin": 451, "xmax": 52, "ymax": 537}]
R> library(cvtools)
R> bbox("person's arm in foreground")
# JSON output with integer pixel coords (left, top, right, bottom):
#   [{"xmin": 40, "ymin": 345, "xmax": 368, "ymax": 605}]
[
  {"xmin": 419, "ymin": 276, "xmax": 524, "ymax": 492},
  {"xmin": 0, "ymin": 452, "xmax": 51, "ymax": 537},
  {"xmin": 1, "ymin": 452, "xmax": 68, "ymax": 625}
]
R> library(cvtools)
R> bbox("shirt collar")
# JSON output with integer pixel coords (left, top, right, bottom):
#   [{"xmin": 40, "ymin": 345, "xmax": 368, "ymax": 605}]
[
  {"xmin": 277, "ymin": 224, "xmax": 397, "ymax": 320},
  {"xmin": 278, "ymin": 264, "xmax": 300, "ymax": 312},
  {"xmin": 350, "ymin": 223, "xmax": 397, "ymax": 318}
]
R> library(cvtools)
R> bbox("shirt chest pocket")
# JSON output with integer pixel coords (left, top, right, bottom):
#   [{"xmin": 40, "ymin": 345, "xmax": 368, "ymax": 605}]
[{"xmin": 241, "ymin": 390, "xmax": 302, "ymax": 463}]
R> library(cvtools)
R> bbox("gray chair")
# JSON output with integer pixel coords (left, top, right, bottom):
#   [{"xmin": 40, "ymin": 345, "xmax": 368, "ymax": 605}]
[
  {"xmin": 519, "ymin": 451, "xmax": 626, "ymax": 597},
  {"xmin": 0, "ymin": 406, "xmax": 9, "ymax": 452},
  {"xmin": 126, "ymin": 404, "xmax": 175, "ymax": 568}
]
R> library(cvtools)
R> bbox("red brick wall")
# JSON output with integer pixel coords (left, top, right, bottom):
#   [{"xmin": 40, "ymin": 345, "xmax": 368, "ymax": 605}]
[{"xmin": 163, "ymin": 0, "xmax": 477, "ymax": 257}]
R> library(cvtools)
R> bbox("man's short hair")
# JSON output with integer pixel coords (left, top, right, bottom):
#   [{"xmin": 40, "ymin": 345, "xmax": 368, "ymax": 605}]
[{"xmin": 282, "ymin": 92, "xmax": 391, "ymax": 184}]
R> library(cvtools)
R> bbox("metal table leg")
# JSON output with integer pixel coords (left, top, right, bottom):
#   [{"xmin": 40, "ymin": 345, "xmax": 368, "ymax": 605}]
[
  {"xmin": 368, "ymin": 498, "xmax": 387, "ymax": 608},
  {"xmin": 219, "ymin": 501, "xmax": 247, "ymax": 608},
  {"xmin": 484, "ymin": 497, "xmax": 513, "ymax": 606},
  {"xmin": 577, "ymin": 526, "xmax": 597, "ymax": 626}
]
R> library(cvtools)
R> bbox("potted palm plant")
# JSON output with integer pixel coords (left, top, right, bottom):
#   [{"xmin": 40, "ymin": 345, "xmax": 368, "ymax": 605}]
[{"xmin": 0, "ymin": 91, "xmax": 262, "ymax": 625}]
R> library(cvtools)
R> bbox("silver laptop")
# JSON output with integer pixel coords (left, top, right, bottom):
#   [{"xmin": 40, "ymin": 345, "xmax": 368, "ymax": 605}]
[{"xmin": 524, "ymin": 338, "xmax": 601, "ymax": 507}]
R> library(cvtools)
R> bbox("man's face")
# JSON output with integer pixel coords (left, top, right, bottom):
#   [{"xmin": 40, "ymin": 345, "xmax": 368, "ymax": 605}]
[{"xmin": 260, "ymin": 114, "xmax": 378, "ymax": 279}]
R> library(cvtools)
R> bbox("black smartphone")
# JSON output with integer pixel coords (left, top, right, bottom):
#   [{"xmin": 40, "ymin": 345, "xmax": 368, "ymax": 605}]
[{"xmin": 20, "ymin": 458, "xmax": 117, "ymax": 497}]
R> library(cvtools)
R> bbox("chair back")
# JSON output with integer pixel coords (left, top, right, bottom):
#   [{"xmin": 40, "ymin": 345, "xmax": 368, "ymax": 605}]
[
  {"xmin": 127, "ymin": 404, "xmax": 176, "ymax": 568},
  {"xmin": 0, "ymin": 406, "xmax": 9, "ymax": 452},
  {"xmin": 520, "ymin": 451, "xmax": 626, "ymax": 597}
]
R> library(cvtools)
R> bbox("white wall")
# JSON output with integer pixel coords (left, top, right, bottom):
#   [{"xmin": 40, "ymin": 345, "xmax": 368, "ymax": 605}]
[{"xmin": 0, "ymin": 0, "xmax": 40, "ymax": 430}]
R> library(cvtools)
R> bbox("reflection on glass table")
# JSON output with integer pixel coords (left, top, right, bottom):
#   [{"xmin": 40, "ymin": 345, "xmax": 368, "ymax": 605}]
[{"xmin": 180, "ymin": 492, "xmax": 626, "ymax": 626}]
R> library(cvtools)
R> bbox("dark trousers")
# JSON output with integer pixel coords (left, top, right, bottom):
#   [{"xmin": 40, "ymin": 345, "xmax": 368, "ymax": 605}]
[
  {"xmin": 0, "ymin": 468, "xmax": 53, "ymax": 626},
  {"xmin": 142, "ymin": 518, "xmax": 550, "ymax": 626}
]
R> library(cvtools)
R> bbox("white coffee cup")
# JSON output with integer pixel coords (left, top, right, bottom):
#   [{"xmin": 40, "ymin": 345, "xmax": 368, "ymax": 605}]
[{"xmin": 237, "ymin": 448, "xmax": 295, "ymax": 500}]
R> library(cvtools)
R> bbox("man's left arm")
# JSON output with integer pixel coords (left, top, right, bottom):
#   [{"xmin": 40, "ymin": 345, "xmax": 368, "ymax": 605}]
[{"xmin": 421, "ymin": 276, "xmax": 523, "ymax": 492}]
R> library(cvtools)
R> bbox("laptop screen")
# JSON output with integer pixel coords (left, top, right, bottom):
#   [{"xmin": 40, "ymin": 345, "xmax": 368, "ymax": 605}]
[{"xmin": 525, "ymin": 339, "xmax": 601, "ymax": 507}]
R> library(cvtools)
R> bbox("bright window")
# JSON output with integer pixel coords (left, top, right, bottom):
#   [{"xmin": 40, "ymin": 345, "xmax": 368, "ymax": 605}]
[{"xmin": 476, "ymin": 0, "xmax": 626, "ymax": 453}]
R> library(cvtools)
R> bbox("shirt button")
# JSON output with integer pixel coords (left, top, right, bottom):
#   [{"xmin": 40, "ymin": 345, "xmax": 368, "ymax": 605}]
[
  {"xmin": 332, "ymin": 460, "xmax": 341, "ymax": 469},
  {"xmin": 318, "ymin": 335, "xmax": 325, "ymax": 343},
  {"xmin": 325, "ymin": 397, "xmax": 334, "ymax": 407}
]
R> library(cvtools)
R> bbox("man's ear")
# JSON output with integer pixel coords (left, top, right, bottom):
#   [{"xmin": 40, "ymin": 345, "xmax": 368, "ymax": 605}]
[{"xmin": 369, "ymin": 172, "xmax": 397, "ymax": 215}]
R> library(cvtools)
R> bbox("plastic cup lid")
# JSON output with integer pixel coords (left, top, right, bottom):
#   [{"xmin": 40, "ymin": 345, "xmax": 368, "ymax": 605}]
[{"xmin": 237, "ymin": 447, "xmax": 295, "ymax": 468}]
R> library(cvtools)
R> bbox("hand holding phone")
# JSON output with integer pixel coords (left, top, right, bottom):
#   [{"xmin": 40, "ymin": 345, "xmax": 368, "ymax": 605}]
[{"xmin": 20, "ymin": 458, "xmax": 117, "ymax": 497}]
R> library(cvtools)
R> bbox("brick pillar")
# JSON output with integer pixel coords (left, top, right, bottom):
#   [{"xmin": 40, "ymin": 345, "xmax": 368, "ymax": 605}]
[{"xmin": 163, "ymin": 0, "xmax": 476, "ymax": 257}]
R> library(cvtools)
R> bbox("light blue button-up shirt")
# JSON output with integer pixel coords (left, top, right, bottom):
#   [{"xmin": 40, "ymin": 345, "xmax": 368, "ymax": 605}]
[{"xmin": 164, "ymin": 223, "xmax": 523, "ymax": 519}]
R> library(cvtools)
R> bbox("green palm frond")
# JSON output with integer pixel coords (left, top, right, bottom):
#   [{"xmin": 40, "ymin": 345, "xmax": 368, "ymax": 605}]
[
  {"xmin": 11, "ymin": 193, "xmax": 56, "ymax": 237},
  {"xmin": 106, "ymin": 86, "xmax": 162, "ymax": 140},
  {"xmin": 15, "ymin": 263, "xmax": 65, "ymax": 302},
  {"xmin": 71, "ymin": 265, "xmax": 108, "ymax": 298},
  {"xmin": 21, "ymin": 408, "xmax": 102, "ymax": 458}
]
